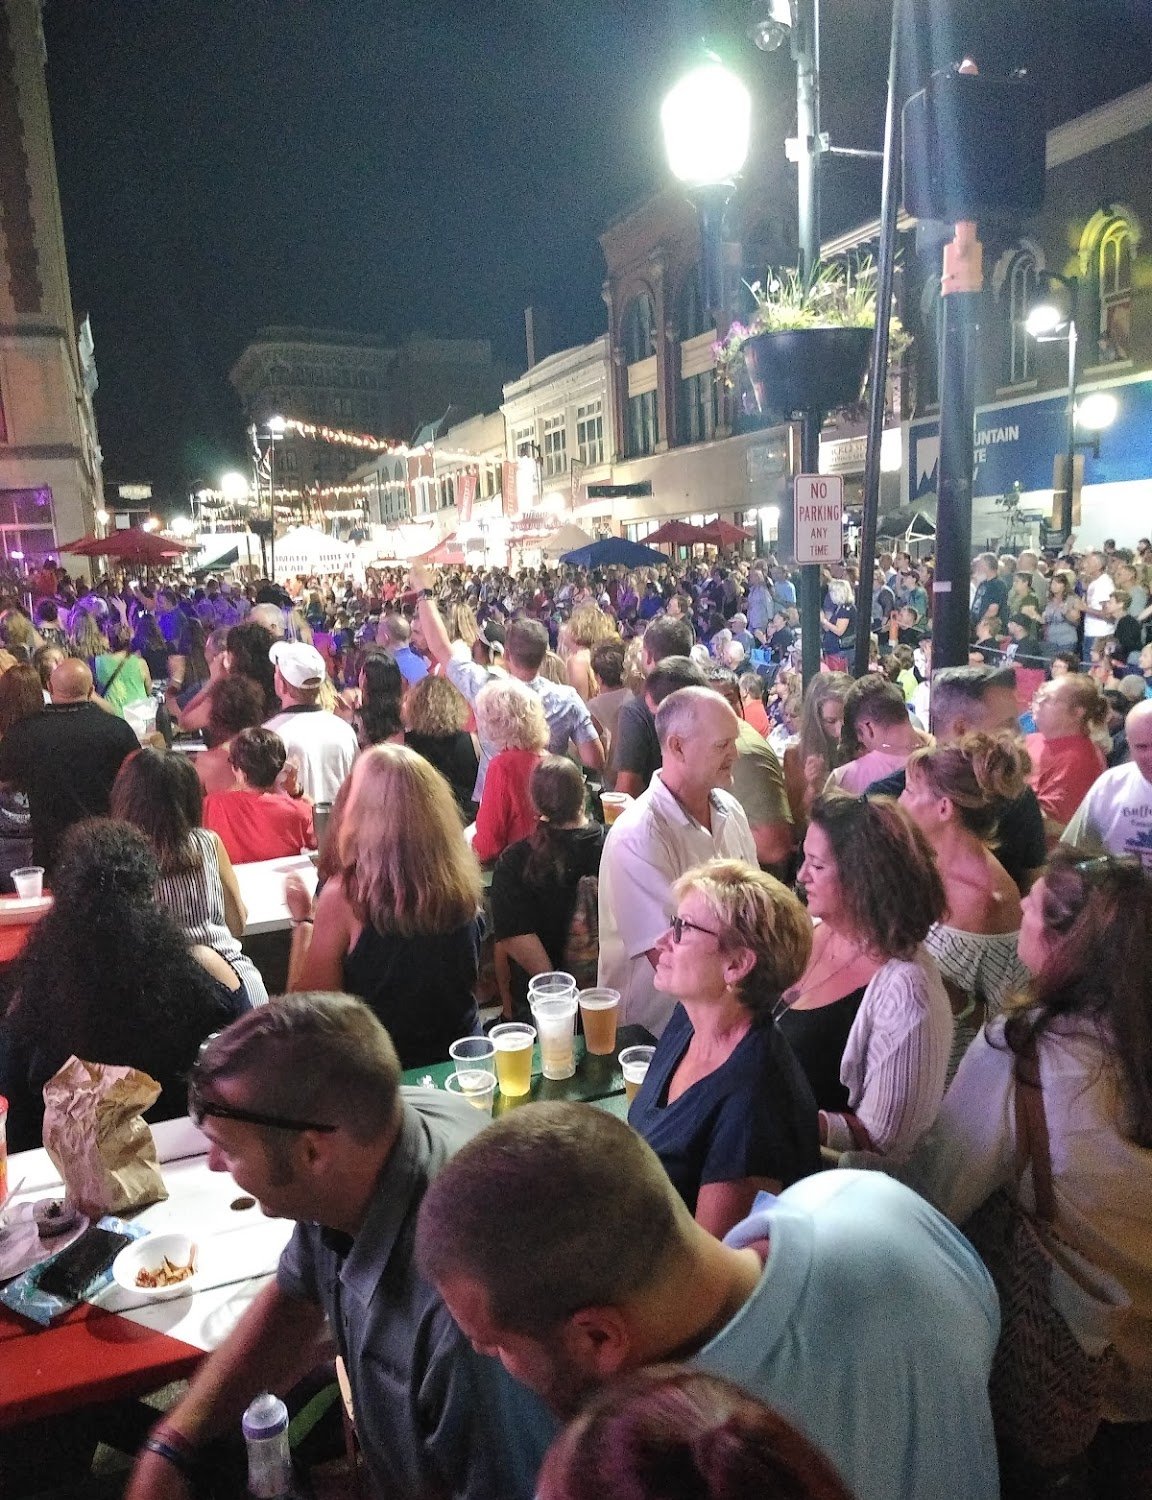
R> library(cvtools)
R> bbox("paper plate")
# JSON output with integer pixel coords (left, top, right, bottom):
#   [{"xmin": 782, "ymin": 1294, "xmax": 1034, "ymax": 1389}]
[
  {"xmin": 0, "ymin": 1202, "xmax": 89, "ymax": 1282},
  {"xmin": 0, "ymin": 896, "xmax": 52, "ymax": 926}
]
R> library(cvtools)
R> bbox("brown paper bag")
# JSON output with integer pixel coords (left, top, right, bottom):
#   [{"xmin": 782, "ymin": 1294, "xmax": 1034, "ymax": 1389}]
[{"xmin": 42, "ymin": 1057, "xmax": 168, "ymax": 1216}]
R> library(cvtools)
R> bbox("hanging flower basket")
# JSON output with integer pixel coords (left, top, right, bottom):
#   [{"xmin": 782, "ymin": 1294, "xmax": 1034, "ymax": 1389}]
[{"xmin": 742, "ymin": 325, "xmax": 874, "ymax": 418}]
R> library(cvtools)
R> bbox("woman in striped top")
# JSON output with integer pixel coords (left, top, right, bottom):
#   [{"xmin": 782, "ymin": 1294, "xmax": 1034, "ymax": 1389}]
[{"xmin": 110, "ymin": 748, "xmax": 267, "ymax": 1007}]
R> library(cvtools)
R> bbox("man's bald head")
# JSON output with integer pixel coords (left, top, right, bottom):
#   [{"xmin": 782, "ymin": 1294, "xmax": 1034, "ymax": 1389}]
[
  {"xmin": 1126, "ymin": 698, "xmax": 1152, "ymax": 786},
  {"xmin": 50, "ymin": 658, "xmax": 93, "ymax": 703}
]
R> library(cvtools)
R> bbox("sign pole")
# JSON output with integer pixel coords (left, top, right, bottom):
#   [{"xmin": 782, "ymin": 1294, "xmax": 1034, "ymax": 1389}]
[{"xmin": 795, "ymin": 450, "xmax": 844, "ymax": 687}]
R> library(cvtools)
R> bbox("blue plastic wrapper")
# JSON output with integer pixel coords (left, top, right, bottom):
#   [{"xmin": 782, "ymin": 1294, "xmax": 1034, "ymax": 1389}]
[{"xmin": 0, "ymin": 1215, "xmax": 148, "ymax": 1326}]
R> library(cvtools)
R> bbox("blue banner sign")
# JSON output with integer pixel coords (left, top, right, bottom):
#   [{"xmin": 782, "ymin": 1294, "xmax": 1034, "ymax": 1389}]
[{"xmin": 908, "ymin": 375, "xmax": 1152, "ymax": 505}]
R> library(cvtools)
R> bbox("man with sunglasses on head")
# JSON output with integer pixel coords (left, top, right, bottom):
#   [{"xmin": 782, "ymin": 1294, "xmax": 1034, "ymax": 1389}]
[{"xmin": 126, "ymin": 993, "xmax": 554, "ymax": 1500}]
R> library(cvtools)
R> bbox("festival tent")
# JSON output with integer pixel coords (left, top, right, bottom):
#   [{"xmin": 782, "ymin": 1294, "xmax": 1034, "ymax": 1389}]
[
  {"xmin": 60, "ymin": 529, "xmax": 197, "ymax": 565},
  {"xmin": 559, "ymin": 536, "xmax": 668, "ymax": 569},
  {"xmin": 540, "ymin": 523, "xmax": 594, "ymax": 558},
  {"xmin": 416, "ymin": 533, "xmax": 468, "ymax": 567},
  {"xmin": 272, "ymin": 526, "xmax": 356, "ymax": 577}
]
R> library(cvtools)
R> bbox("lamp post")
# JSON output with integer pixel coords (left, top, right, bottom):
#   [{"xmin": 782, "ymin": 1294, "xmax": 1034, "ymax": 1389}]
[
  {"xmin": 266, "ymin": 415, "xmax": 286, "ymax": 582},
  {"xmin": 1026, "ymin": 273, "xmax": 1081, "ymax": 541}
]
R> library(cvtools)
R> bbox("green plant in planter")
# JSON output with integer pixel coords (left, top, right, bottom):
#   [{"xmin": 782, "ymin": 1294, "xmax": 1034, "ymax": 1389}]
[{"xmin": 712, "ymin": 258, "xmax": 912, "ymax": 391}]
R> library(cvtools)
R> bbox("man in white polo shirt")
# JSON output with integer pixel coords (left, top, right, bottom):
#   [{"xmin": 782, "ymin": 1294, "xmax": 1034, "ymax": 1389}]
[
  {"xmin": 264, "ymin": 641, "xmax": 357, "ymax": 805},
  {"xmin": 597, "ymin": 686, "xmax": 756, "ymax": 1036},
  {"xmin": 1061, "ymin": 698, "xmax": 1152, "ymax": 869}
]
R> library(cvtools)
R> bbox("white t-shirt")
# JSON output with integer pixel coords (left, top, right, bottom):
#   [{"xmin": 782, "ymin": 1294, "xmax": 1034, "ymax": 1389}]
[
  {"xmin": 1084, "ymin": 573, "xmax": 1115, "ymax": 639},
  {"xmin": 263, "ymin": 707, "xmax": 358, "ymax": 805},
  {"xmin": 597, "ymin": 772, "xmax": 757, "ymax": 1036},
  {"xmin": 1061, "ymin": 761, "xmax": 1152, "ymax": 870}
]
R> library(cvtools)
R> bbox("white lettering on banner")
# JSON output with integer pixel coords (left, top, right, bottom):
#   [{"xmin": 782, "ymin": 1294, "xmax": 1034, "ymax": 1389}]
[{"xmin": 794, "ymin": 475, "xmax": 844, "ymax": 565}]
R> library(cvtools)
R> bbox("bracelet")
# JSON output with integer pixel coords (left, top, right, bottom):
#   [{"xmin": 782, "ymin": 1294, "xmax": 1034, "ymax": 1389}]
[{"xmin": 142, "ymin": 1436, "xmax": 198, "ymax": 1479}]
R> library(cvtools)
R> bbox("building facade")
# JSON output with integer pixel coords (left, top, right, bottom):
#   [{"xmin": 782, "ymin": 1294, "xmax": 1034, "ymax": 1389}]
[{"xmin": 0, "ymin": 0, "xmax": 104, "ymax": 564}]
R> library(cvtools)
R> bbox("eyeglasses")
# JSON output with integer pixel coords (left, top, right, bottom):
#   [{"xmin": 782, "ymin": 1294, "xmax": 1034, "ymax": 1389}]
[
  {"xmin": 187, "ymin": 1076, "xmax": 337, "ymax": 1135},
  {"xmin": 1073, "ymin": 854, "xmax": 1143, "ymax": 880},
  {"xmin": 670, "ymin": 915, "xmax": 721, "ymax": 944}
]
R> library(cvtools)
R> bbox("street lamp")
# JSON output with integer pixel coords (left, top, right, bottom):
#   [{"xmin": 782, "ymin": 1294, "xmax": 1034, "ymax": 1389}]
[
  {"xmin": 1026, "ymin": 272, "xmax": 1081, "ymax": 538},
  {"xmin": 266, "ymin": 416, "xmax": 286, "ymax": 582}
]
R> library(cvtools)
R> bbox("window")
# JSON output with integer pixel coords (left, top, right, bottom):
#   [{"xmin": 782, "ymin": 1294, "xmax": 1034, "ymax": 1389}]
[
  {"xmin": 621, "ymin": 295, "xmax": 657, "ymax": 364},
  {"xmin": 336, "ymin": 395, "xmax": 354, "ymax": 421},
  {"xmin": 679, "ymin": 371, "xmax": 718, "ymax": 445},
  {"xmin": 280, "ymin": 448, "xmax": 299, "ymax": 474},
  {"xmin": 0, "ymin": 488, "xmax": 56, "ymax": 565},
  {"xmin": 677, "ymin": 270, "xmax": 712, "ymax": 340},
  {"xmin": 576, "ymin": 401, "xmax": 604, "ymax": 466},
  {"xmin": 1004, "ymin": 249, "xmax": 1038, "ymax": 385},
  {"xmin": 628, "ymin": 390, "xmax": 659, "ymax": 458},
  {"xmin": 511, "ymin": 423, "xmax": 535, "ymax": 458},
  {"xmin": 439, "ymin": 476, "xmax": 455, "ymax": 510},
  {"xmin": 542, "ymin": 414, "xmax": 567, "ymax": 476},
  {"xmin": 1097, "ymin": 216, "xmax": 1133, "ymax": 363}
]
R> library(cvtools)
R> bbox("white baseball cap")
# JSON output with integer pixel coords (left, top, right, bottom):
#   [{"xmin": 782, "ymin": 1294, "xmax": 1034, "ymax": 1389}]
[{"xmin": 269, "ymin": 640, "xmax": 326, "ymax": 689}]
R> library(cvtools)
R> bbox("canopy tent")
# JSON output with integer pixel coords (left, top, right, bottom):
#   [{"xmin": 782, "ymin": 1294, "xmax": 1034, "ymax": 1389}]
[
  {"xmin": 559, "ymin": 536, "xmax": 667, "ymax": 569},
  {"xmin": 272, "ymin": 526, "xmax": 356, "ymax": 578},
  {"xmin": 699, "ymin": 518, "xmax": 754, "ymax": 547},
  {"xmin": 60, "ymin": 529, "xmax": 196, "ymax": 565},
  {"xmin": 643, "ymin": 519, "xmax": 711, "ymax": 547},
  {"xmin": 416, "ymin": 532, "xmax": 468, "ymax": 567},
  {"xmin": 876, "ymin": 503, "xmax": 937, "ymax": 541},
  {"xmin": 540, "ymin": 523, "xmax": 594, "ymax": 558}
]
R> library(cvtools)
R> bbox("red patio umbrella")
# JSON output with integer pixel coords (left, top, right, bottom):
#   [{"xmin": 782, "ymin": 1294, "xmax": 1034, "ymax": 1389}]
[
  {"xmin": 699, "ymin": 519, "xmax": 755, "ymax": 547},
  {"xmin": 60, "ymin": 529, "xmax": 197, "ymax": 565},
  {"xmin": 416, "ymin": 532, "xmax": 467, "ymax": 567},
  {"xmin": 644, "ymin": 519, "xmax": 712, "ymax": 547}
]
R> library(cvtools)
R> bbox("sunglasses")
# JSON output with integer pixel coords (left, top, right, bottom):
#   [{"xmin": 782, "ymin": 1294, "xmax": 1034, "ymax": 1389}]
[
  {"xmin": 187, "ymin": 1076, "xmax": 337, "ymax": 1136},
  {"xmin": 670, "ymin": 915, "xmax": 721, "ymax": 944}
]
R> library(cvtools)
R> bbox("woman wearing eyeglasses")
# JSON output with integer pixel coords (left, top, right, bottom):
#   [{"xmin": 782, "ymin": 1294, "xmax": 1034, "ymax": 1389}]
[
  {"xmin": 904, "ymin": 854, "xmax": 1152, "ymax": 1495},
  {"xmin": 627, "ymin": 858, "xmax": 821, "ymax": 1240},
  {"xmin": 0, "ymin": 820, "xmax": 243, "ymax": 1152}
]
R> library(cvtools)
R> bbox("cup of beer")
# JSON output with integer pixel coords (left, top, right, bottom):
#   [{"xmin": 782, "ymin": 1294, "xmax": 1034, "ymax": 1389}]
[
  {"xmin": 529, "ymin": 996, "xmax": 578, "ymax": 1080},
  {"xmin": 578, "ymin": 987, "xmax": 620, "ymax": 1055},
  {"xmin": 527, "ymin": 972, "xmax": 577, "ymax": 1002},
  {"xmin": 619, "ymin": 1045, "xmax": 655, "ymax": 1104},
  {"xmin": 489, "ymin": 1023, "xmax": 536, "ymax": 1098},
  {"xmin": 444, "ymin": 1072, "xmax": 498, "ymax": 1115},
  {"xmin": 601, "ymin": 792, "xmax": 632, "ymax": 826},
  {"xmin": 449, "ymin": 1036, "xmax": 497, "ymax": 1080}
]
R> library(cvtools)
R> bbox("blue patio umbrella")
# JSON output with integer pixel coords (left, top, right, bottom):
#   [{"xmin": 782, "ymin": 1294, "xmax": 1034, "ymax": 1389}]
[{"xmin": 558, "ymin": 536, "xmax": 669, "ymax": 569}]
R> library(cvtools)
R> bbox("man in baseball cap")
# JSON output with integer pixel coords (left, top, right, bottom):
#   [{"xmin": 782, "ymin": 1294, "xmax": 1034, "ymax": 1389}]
[{"xmin": 265, "ymin": 641, "xmax": 357, "ymax": 803}]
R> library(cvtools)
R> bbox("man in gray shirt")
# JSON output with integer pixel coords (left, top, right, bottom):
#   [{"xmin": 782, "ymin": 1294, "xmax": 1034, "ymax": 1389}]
[{"xmin": 126, "ymin": 994, "xmax": 554, "ymax": 1500}]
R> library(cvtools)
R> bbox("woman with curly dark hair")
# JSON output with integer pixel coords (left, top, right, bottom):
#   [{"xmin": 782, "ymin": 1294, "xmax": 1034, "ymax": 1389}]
[
  {"xmin": 0, "ymin": 819, "xmax": 243, "ymax": 1152},
  {"xmin": 177, "ymin": 621, "xmax": 279, "ymax": 732},
  {"xmin": 778, "ymin": 789, "xmax": 951, "ymax": 1160},
  {"xmin": 354, "ymin": 650, "xmax": 404, "ymax": 748}
]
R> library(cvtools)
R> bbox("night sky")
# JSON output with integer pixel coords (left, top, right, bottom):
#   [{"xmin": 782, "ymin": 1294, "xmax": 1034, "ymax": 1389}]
[{"xmin": 41, "ymin": 0, "xmax": 1152, "ymax": 505}]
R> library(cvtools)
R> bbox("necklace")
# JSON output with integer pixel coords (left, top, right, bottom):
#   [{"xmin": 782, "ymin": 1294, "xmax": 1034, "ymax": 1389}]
[{"xmin": 773, "ymin": 939, "xmax": 862, "ymax": 1023}]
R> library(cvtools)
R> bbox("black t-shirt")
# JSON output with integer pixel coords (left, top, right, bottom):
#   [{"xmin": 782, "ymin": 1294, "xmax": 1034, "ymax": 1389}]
[
  {"xmin": 1112, "ymin": 614, "xmax": 1142, "ymax": 663},
  {"xmin": 490, "ymin": 824, "xmax": 606, "ymax": 1016},
  {"xmin": 865, "ymin": 767, "xmax": 1046, "ymax": 890},
  {"xmin": 628, "ymin": 1005, "xmax": 821, "ymax": 1213},
  {"xmin": 612, "ymin": 693, "xmax": 661, "ymax": 788},
  {"xmin": 768, "ymin": 626, "xmax": 795, "ymax": 659},
  {"xmin": 971, "ymin": 577, "xmax": 1009, "ymax": 629},
  {"xmin": 405, "ymin": 730, "xmax": 480, "ymax": 817},
  {"xmin": 0, "ymin": 703, "xmax": 140, "ymax": 871}
]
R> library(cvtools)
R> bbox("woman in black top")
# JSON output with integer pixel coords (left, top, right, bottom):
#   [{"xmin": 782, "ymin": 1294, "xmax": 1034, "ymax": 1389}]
[
  {"xmin": 404, "ymin": 674, "xmax": 479, "ymax": 818},
  {"xmin": 0, "ymin": 820, "xmax": 243, "ymax": 1152},
  {"xmin": 629, "ymin": 858, "xmax": 821, "ymax": 1239},
  {"xmin": 285, "ymin": 743, "xmax": 484, "ymax": 1069},
  {"xmin": 490, "ymin": 757, "xmax": 605, "ymax": 1021}
]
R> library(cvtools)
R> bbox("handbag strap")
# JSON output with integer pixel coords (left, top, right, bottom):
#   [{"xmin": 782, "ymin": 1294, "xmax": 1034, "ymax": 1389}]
[
  {"xmin": 1013, "ymin": 1035, "xmax": 1057, "ymax": 1223},
  {"xmin": 99, "ymin": 652, "xmax": 130, "ymax": 697}
]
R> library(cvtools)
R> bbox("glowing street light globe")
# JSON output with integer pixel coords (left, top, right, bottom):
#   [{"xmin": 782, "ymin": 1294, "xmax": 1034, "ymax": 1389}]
[
  {"xmin": 169, "ymin": 515, "xmax": 196, "ymax": 538},
  {"xmin": 267, "ymin": 415, "xmax": 287, "ymax": 438},
  {"xmin": 220, "ymin": 470, "xmax": 250, "ymax": 501},
  {"xmin": 1076, "ymin": 391, "xmax": 1118, "ymax": 431},
  {"xmin": 1025, "ymin": 301, "xmax": 1065, "ymax": 338},
  {"xmin": 661, "ymin": 60, "xmax": 752, "ymax": 188}
]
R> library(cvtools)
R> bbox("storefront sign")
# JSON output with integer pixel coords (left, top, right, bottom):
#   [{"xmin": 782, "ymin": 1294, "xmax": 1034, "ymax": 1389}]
[{"xmin": 795, "ymin": 474, "xmax": 844, "ymax": 564}]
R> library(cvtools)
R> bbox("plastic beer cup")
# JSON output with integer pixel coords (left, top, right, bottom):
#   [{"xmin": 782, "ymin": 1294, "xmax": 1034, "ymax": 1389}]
[
  {"xmin": 529, "ymin": 996, "xmax": 578, "ymax": 1080},
  {"xmin": 578, "ymin": 987, "xmax": 620, "ymax": 1055},
  {"xmin": 490, "ymin": 1023, "xmax": 536, "ymax": 1097},
  {"xmin": 444, "ymin": 1072, "xmax": 497, "ymax": 1115},
  {"xmin": 449, "ymin": 1036, "xmax": 497, "ymax": 1080},
  {"xmin": 11, "ymin": 867, "xmax": 43, "ymax": 900},
  {"xmin": 527, "ymin": 972, "xmax": 577, "ymax": 1002},
  {"xmin": 600, "ymin": 792, "xmax": 632, "ymax": 826},
  {"xmin": 619, "ymin": 1045, "xmax": 655, "ymax": 1103}
]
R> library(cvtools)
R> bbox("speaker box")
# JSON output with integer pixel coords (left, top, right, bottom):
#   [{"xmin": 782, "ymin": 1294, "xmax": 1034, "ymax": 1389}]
[{"xmin": 902, "ymin": 68, "xmax": 1045, "ymax": 223}]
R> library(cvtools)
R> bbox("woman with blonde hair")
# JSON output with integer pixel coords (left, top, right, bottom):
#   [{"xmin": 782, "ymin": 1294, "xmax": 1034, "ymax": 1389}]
[
  {"xmin": 403, "ymin": 673, "xmax": 479, "ymax": 817},
  {"xmin": 471, "ymin": 676, "xmax": 549, "ymax": 864},
  {"xmin": 630, "ymin": 858, "xmax": 821, "ymax": 1237},
  {"xmin": 900, "ymin": 732, "xmax": 1030, "ymax": 1025},
  {"xmin": 562, "ymin": 600, "xmax": 620, "ymax": 701},
  {"xmin": 782, "ymin": 671, "xmax": 850, "ymax": 832},
  {"xmin": 286, "ymin": 744, "xmax": 484, "ymax": 1067}
]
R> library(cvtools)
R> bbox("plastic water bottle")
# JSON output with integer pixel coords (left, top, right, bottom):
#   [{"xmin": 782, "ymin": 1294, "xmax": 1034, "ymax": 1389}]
[{"xmin": 242, "ymin": 1392, "xmax": 293, "ymax": 1499}]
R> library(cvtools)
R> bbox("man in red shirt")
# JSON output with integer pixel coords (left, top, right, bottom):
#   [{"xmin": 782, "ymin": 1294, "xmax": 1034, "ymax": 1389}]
[{"xmin": 202, "ymin": 727, "xmax": 316, "ymax": 864}]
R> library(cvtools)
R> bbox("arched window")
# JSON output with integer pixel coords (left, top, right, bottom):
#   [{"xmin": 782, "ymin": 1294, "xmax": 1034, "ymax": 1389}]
[
  {"xmin": 1096, "ymin": 216, "xmax": 1133, "ymax": 363},
  {"xmin": 1004, "ymin": 248, "xmax": 1039, "ymax": 385},
  {"xmin": 621, "ymin": 294, "xmax": 657, "ymax": 365},
  {"xmin": 677, "ymin": 270, "xmax": 711, "ymax": 341}
]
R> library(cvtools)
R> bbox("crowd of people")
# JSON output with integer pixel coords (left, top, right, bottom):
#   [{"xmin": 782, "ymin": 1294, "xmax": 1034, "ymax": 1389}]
[{"xmin": 0, "ymin": 529, "xmax": 1150, "ymax": 1500}]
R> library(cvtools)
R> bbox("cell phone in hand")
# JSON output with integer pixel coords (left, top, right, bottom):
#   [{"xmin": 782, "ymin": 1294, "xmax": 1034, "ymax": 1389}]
[{"xmin": 36, "ymin": 1225, "xmax": 133, "ymax": 1301}]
